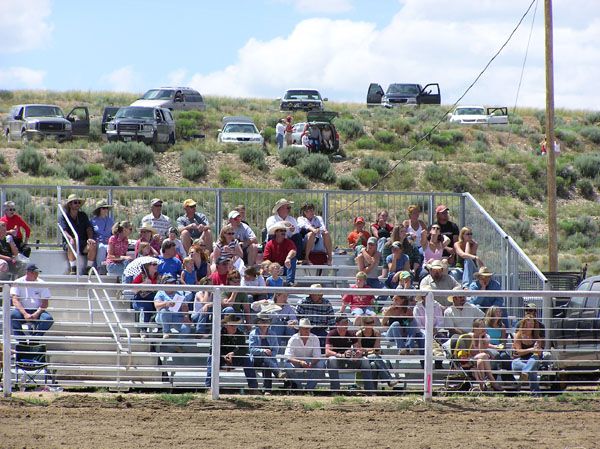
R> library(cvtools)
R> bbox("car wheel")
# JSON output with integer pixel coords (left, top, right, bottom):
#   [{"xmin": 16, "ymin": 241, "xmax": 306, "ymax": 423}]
[{"xmin": 168, "ymin": 132, "xmax": 175, "ymax": 145}]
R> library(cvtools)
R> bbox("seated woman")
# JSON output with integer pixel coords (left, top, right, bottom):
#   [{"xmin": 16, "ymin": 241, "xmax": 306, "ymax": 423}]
[
  {"xmin": 484, "ymin": 305, "xmax": 513, "ymax": 384},
  {"xmin": 385, "ymin": 241, "xmax": 410, "ymax": 288},
  {"xmin": 511, "ymin": 316, "xmax": 543, "ymax": 394},
  {"xmin": 357, "ymin": 316, "xmax": 397, "ymax": 387},
  {"xmin": 297, "ymin": 202, "xmax": 333, "ymax": 265},
  {"xmin": 382, "ymin": 294, "xmax": 417, "ymax": 355},
  {"xmin": 134, "ymin": 223, "xmax": 160, "ymax": 257},
  {"xmin": 402, "ymin": 204, "xmax": 427, "ymax": 250},
  {"xmin": 465, "ymin": 318, "xmax": 503, "ymax": 391},
  {"xmin": 340, "ymin": 272, "xmax": 378, "ymax": 327},
  {"xmin": 249, "ymin": 315, "xmax": 284, "ymax": 393},
  {"xmin": 420, "ymin": 224, "xmax": 450, "ymax": 278},
  {"xmin": 382, "ymin": 224, "xmax": 422, "ymax": 281},
  {"xmin": 131, "ymin": 260, "xmax": 160, "ymax": 329},
  {"xmin": 251, "ymin": 292, "xmax": 297, "ymax": 349},
  {"xmin": 211, "ymin": 225, "xmax": 243, "ymax": 271},
  {"xmin": 452, "ymin": 227, "xmax": 482, "ymax": 286},
  {"xmin": 370, "ymin": 210, "xmax": 393, "ymax": 254},
  {"xmin": 355, "ymin": 237, "xmax": 383, "ymax": 289},
  {"xmin": 106, "ymin": 221, "xmax": 134, "ymax": 277},
  {"xmin": 153, "ymin": 274, "xmax": 193, "ymax": 338},
  {"xmin": 90, "ymin": 199, "xmax": 114, "ymax": 273},
  {"xmin": 188, "ymin": 243, "xmax": 210, "ymax": 282}
]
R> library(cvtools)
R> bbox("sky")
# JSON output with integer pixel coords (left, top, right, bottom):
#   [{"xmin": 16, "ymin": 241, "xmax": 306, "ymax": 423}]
[{"xmin": 1, "ymin": 0, "xmax": 599, "ymax": 109}]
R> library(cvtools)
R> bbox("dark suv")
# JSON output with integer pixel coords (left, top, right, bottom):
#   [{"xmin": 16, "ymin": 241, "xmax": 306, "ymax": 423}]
[
  {"xmin": 4, "ymin": 104, "xmax": 89, "ymax": 142},
  {"xmin": 367, "ymin": 83, "xmax": 441, "ymax": 107},
  {"xmin": 105, "ymin": 106, "xmax": 176, "ymax": 146}
]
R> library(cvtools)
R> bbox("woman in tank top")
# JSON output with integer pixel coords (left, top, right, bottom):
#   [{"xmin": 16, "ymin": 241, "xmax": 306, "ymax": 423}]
[
  {"xmin": 512, "ymin": 316, "xmax": 542, "ymax": 394},
  {"xmin": 421, "ymin": 224, "xmax": 450, "ymax": 265},
  {"xmin": 403, "ymin": 204, "xmax": 427, "ymax": 248}
]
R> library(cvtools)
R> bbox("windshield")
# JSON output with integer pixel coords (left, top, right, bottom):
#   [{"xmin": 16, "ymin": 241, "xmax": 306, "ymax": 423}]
[
  {"xmin": 141, "ymin": 89, "xmax": 173, "ymax": 100},
  {"xmin": 223, "ymin": 123, "xmax": 259, "ymax": 134},
  {"xmin": 386, "ymin": 84, "xmax": 419, "ymax": 95},
  {"xmin": 284, "ymin": 90, "xmax": 321, "ymax": 100},
  {"xmin": 24, "ymin": 105, "xmax": 64, "ymax": 118},
  {"xmin": 115, "ymin": 107, "xmax": 154, "ymax": 119},
  {"xmin": 456, "ymin": 108, "xmax": 485, "ymax": 116}
]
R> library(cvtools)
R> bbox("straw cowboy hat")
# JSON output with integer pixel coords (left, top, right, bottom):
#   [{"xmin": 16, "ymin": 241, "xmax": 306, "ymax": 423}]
[
  {"xmin": 268, "ymin": 222, "xmax": 290, "ymax": 235},
  {"xmin": 93, "ymin": 199, "xmax": 113, "ymax": 214},
  {"xmin": 65, "ymin": 193, "xmax": 85, "ymax": 205},
  {"xmin": 298, "ymin": 318, "xmax": 313, "ymax": 329},
  {"xmin": 138, "ymin": 222, "xmax": 158, "ymax": 235},
  {"xmin": 447, "ymin": 286, "xmax": 467, "ymax": 303},
  {"xmin": 474, "ymin": 266, "xmax": 494, "ymax": 279},
  {"xmin": 272, "ymin": 198, "xmax": 294, "ymax": 214},
  {"xmin": 221, "ymin": 314, "xmax": 242, "ymax": 325}
]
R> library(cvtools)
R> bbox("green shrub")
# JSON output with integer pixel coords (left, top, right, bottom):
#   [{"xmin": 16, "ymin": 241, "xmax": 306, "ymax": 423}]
[
  {"xmin": 336, "ymin": 118, "xmax": 365, "ymax": 139},
  {"xmin": 174, "ymin": 110, "xmax": 205, "ymax": 140},
  {"xmin": 337, "ymin": 175, "xmax": 360, "ymax": 190},
  {"xmin": 16, "ymin": 146, "xmax": 56, "ymax": 176},
  {"xmin": 576, "ymin": 179, "xmax": 595, "ymax": 200},
  {"xmin": 282, "ymin": 175, "xmax": 309, "ymax": 189},
  {"xmin": 429, "ymin": 129, "xmax": 464, "ymax": 147},
  {"xmin": 273, "ymin": 167, "xmax": 299, "ymax": 181},
  {"xmin": 353, "ymin": 168, "xmax": 379, "ymax": 187},
  {"xmin": 526, "ymin": 160, "xmax": 545, "ymax": 180},
  {"xmin": 574, "ymin": 153, "xmax": 600, "ymax": 178},
  {"xmin": 180, "ymin": 149, "xmax": 208, "ymax": 181},
  {"xmin": 238, "ymin": 146, "xmax": 267, "ymax": 170},
  {"xmin": 509, "ymin": 114, "xmax": 523, "ymax": 125},
  {"xmin": 472, "ymin": 140, "xmax": 488, "ymax": 153},
  {"xmin": 101, "ymin": 141, "xmax": 155, "ymax": 168},
  {"xmin": 579, "ymin": 126, "xmax": 600, "ymax": 144},
  {"xmin": 557, "ymin": 163, "xmax": 578, "ymax": 187},
  {"xmin": 361, "ymin": 155, "xmax": 389, "ymax": 175},
  {"xmin": 218, "ymin": 166, "xmax": 244, "ymax": 187},
  {"xmin": 296, "ymin": 154, "xmax": 336, "ymax": 183},
  {"xmin": 559, "ymin": 216, "xmax": 599, "ymax": 238},
  {"xmin": 391, "ymin": 118, "xmax": 411, "ymax": 135},
  {"xmin": 86, "ymin": 170, "xmax": 121, "ymax": 186},
  {"xmin": 86, "ymin": 163, "xmax": 104, "ymax": 177},
  {"xmin": 424, "ymin": 163, "xmax": 450, "ymax": 188},
  {"xmin": 556, "ymin": 176, "xmax": 570, "ymax": 199},
  {"xmin": 355, "ymin": 136, "xmax": 378, "ymax": 149},
  {"xmin": 584, "ymin": 111, "xmax": 600, "ymax": 125},
  {"xmin": 555, "ymin": 128, "xmax": 580, "ymax": 146},
  {"xmin": 507, "ymin": 219, "xmax": 535, "ymax": 242},
  {"xmin": 279, "ymin": 146, "xmax": 307, "ymax": 167},
  {"xmin": 58, "ymin": 150, "xmax": 89, "ymax": 180},
  {"xmin": 139, "ymin": 174, "xmax": 166, "ymax": 187},
  {"xmin": 373, "ymin": 130, "xmax": 396, "ymax": 144}
]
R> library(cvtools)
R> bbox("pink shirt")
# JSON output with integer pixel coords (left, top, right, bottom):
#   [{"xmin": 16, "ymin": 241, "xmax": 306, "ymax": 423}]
[{"xmin": 107, "ymin": 235, "xmax": 129, "ymax": 265}]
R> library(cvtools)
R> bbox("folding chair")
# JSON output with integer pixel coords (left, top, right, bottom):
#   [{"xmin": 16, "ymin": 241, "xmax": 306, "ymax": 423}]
[{"xmin": 15, "ymin": 343, "xmax": 52, "ymax": 390}]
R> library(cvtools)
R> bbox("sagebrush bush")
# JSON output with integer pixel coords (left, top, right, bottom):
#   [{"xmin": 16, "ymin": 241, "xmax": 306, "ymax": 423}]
[
  {"xmin": 373, "ymin": 130, "xmax": 395, "ymax": 144},
  {"xmin": 86, "ymin": 170, "xmax": 121, "ymax": 186},
  {"xmin": 278, "ymin": 146, "xmax": 307, "ymax": 167},
  {"xmin": 424, "ymin": 163, "xmax": 450, "ymax": 188},
  {"xmin": 58, "ymin": 150, "xmax": 88, "ymax": 180},
  {"xmin": 579, "ymin": 126, "xmax": 600, "ymax": 144},
  {"xmin": 16, "ymin": 146, "xmax": 49, "ymax": 176},
  {"xmin": 238, "ymin": 146, "xmax": 267, "ymax": 170},
  {"xmin": 101, "ymin": 141, "xmax": 155, "ymax": 168},
  {"xmin": 584, "ymin": 111, "xmax": 600, "ymax": 125},
  {"xmin": 218, "ymin": 167, "xmax": 244, "ymax": 187},
  {"xmin": 507, "ymin": 219, "xmax": 535, "ymax": 243},
  {"xmin": 262, "ymin": 127, "xmax": 275, "ymax": 144},
  {"xmin": 557, "ymin": 163, "xmax": 578, "ymax": 187},
  {"xmin": 576, "ymin": 179, "xmax": 595, "ymax": 200},
  {"xmin": 282, "ymin": 175, "xmax": 309, "ymax": 189},
  {"xmin": 336, "ymin": 118, "xmax": 365, "ymax": 139},
  {"xmin": 429, "ymin": 129, "xmax": 464, "ymax": 147},
  {"xmin": 355, "ymin": 136, "xmax": 378, "ymax": 149},
  {"xmin": 353, "ymin": 168, "xmax": 379, "ymax": 187},
  {"xmin": 559, "ymin": 215, "xmax": 599, "ymax": 238},
  {"xmin": 555, "ymin": 128, "xmax": 580, "ymax": 147},
  {"xmin": 337, "ymin": 175, "xmax": 360, "ymax": 190},
  {"xmin": 273, "ymin": 167, "xmax": 299, "ymax": 181},
  {"xmin": 391, "ymin": 118, "xmax": 411, "ymax": 135},
  {"xmin": 361, "ymin": 155, "xmax": 389, "ymax": 175},
  {"xmin": 296, "ymin": 154, "xmax": 336, "ymax": 183},
  {"xmin": 180, "ymin": 149, "xmax": 208, "ymax": 181},
  {"xmin": 574, "ymin": 153, "xmax": 600, "ymax": 178}
]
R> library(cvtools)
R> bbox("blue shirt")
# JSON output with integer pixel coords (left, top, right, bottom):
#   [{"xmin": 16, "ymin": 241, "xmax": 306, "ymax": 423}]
[
  {"xmin": 91, "ymin": 216, "xmax": 114, "ymax": 244},
  {"xmin": 386, "ymin": 253, "xmax": 409, "ymax": 273},
  {"xmin": 248, "ymin": 327, "xmax": 280, "ymax": 361},
  {"xmin": 468, "ymin": 278, "xmax": 503, "ymax": 309},
  {"xmin": 158, "ymin": 256, "xmax": 183, "ymax": 277}
]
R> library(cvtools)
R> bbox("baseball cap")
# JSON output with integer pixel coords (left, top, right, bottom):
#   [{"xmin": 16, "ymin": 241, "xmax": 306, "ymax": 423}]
[
  {"xmin": 150, "ymin": 198, "xmax": 163, "ymax": 206},
  {"xmin": 435, "ymin": 205, "xmax": 449, "ymax": 214},
  {"xmin": 367, "ymin": 237, "xmax": 378, "ymax": 245},
  {"xmin": 183, "ymin": 199, "xmax": 197, "ymax": 208},
  {"xmin": 354, "ymin": 216, "xmax": 365, "ymax": 224},
  {"xmin": 216, "ymin": 256, "xmax": 231, "ymax": 265},
  {"xmin": 228, "ymin": 210, "xmax": 241, "ymax": 219},
  {"xmin": 391, "ymin": 241, "xmax": 402, "ymax": 249},
  {"xmin": 26, "ymin": 263, "xmax": 42, "ymax": 273}
]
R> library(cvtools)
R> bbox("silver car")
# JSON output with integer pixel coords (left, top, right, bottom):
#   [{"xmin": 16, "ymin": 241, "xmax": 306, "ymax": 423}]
[{"xmin": 131, "ymin": 87, "xmax": 206, "ymax": 111}]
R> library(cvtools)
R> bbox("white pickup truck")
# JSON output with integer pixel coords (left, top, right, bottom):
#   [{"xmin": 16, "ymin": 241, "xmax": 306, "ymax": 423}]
[{"xmin": 448, "ymin": 106, "xmax": 509, "ymax": 125}]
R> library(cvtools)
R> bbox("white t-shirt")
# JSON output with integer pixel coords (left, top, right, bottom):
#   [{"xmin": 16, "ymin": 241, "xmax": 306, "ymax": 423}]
[
  {"xmin": 265, "ymin": 214, "xmax": 299, "ymax": 237},
  {"xmin": 275, "ymin": 122, "xmax": 285, "ymax": 136},
  {"xmin": 284, "ymin": 332, "xmax": 322, "ymax": 361},
  {"xmin": 10, "ymin": 276, "xmax": 51, "ymax": 310}
]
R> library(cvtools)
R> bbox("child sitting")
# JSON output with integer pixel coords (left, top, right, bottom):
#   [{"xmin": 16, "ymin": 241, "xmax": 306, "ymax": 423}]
[
  {"xmin": 180, "ymin": 256, "xmax": 197, "ymax": 286},
  {"xmin": 167, "ymin": 227, "xmax": 186, "ymax": 260},
  {"xmin": 265, "ymin": 262, "xmax": 283, "ymax": 298}
]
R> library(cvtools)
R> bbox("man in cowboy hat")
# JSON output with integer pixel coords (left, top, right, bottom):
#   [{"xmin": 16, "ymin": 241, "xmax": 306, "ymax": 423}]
[
  {"xmin": 204, "ymin": 313, "xmax": 258, "ymax": 391},
  {"xmin": 419, "ymin": 259, "xmax": 459, "ymax": 308},
  {"xmin": 283, "ymin": 318, "xmax": 326, "ymax": 390},
  {"xmin": 141, "ymin": 198, "xmax": 172, "ymax": 239},
  {"xmin": 443, "ymin": 286, "xmax": 484, "ymax": 337},
  {"xmin": 468, "ymin": 266, "xmax": 504, "ymax": 311},
  {"xmin": 295, "ymin": 283, "xmax": 335, "ymax": 351},
  {"xmin": 58, "ymin": 193, "xmax": 97, "ymax": 275},
  {"xmin": 177, "ymin": 198, "xmax": 212, "ymax": 253},
  {"xmin": 265, "ymin": 198, "xmax": 303, "ymax": 258},
  {"xmin": 263, "ymin": 222, "xmax": 297, "ymax": 285},
  {"xmin": 0, "ymin": 200, "xmax": 31, "ymax": 257}
]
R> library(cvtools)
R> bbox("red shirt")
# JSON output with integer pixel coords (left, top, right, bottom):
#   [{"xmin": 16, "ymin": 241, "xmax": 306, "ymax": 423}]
[
  {"xmin": 347, "ymin": 230, "xmax": 370, "ymax": 248},
  {"xmin": 0, "ymin": 214, "xmax": 31, "ymax": 241},
  {"xmin": 342, "ymin": 284, "xmax": 375, "ymax": 310},
  {"xmin": 264, "ymin": 238, "xmax": 296, "ymax": 265},
  {"xmin": 210, "ymin": 271, "xmax": 228, "ymax": 286},
  {"xmin": 132, "ymin": 272, "xmax": 158, "ymax": 284}
]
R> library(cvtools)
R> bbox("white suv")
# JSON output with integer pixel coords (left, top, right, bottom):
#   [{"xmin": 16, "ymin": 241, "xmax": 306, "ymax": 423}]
[{"xmin": 131, "ymin": 87, "xmax": 206, "ymax": 111}]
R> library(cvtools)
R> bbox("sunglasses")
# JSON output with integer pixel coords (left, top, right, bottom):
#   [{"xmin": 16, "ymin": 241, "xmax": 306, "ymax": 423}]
[
  {"xmin": 71, "ymin": 201, "xmax": 81, "ymax": 205},
  {"xmin": 226, "ymin": 232, "xmax": 235, "ymax": 235},
  {"xmin": 431, "ymin": 226, "xmax": 440, "ymax": 230},
  {"xmin": 153, "ymin": 204, "xmax": 163, "ymax": 207},
  {"xmin": 188, "ymin": 205, "xmax": 196, "ymax": 208},
  {"xmin": 6, "ymin": 208, "xmax": 15, "ymax": 212},
  {"xmin": 464, "ymin": 232, "xmax": 473, "ymax": 236}
]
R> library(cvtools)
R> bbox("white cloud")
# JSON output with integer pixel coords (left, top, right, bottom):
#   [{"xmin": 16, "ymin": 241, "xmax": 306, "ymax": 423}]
[
  {"xmin": 167, "ymin": 69, "xmax": 189, "ymax": 86},
  {"xmin": 101, "ymin": 66, "xmax": 138, "ymax": 92},
  {"xmin": 0, "ymin": 0, "xmax": 53, "ymax": 54},
  {"xmin": 182, "ymin": 0, "xmax": 600, "ymax": 109},
  {"xmin": 0, "ymin": 67, "xmax": 46, "ymax": 88}
]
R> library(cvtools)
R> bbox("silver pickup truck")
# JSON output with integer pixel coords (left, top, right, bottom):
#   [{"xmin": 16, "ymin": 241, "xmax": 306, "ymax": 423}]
[
  {"xmin": 105, "ymin": 106, "xmax": 176, "ymax": 146},
  {"xmin": 4, "ymin": 104, "xmax": 89, "ymax": 142}
]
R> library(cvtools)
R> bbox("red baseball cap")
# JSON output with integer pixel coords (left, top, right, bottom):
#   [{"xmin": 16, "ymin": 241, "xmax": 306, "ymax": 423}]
[
  {"xmin": 354, "ymin": 216, "xmax": 365, "ymax": 224},
  {"xmin": 435, "ymin": 205, "xmax": 449, "ymax": 214}
]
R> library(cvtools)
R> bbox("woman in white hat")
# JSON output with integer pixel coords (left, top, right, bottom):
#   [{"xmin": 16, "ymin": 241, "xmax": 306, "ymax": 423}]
[{"xmin": 58, "ymin": 193, "xmax": 97, "ymax": 275}]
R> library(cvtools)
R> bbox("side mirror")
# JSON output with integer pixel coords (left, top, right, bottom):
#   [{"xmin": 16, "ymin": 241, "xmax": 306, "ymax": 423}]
[
  {"xmin": 15, "ymin": 115, "xmax": 23, "ymax": 120},
  {"xmin": 323, "ymin": 98, "xmax": 329, "ymax": 102},
  {"xmin": 276, "ymin": 97, "xmax": 282, "ymax": 101}
]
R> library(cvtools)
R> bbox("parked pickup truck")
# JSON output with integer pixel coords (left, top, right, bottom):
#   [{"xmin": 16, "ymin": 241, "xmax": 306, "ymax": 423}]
[
  {"xmin": 105, "ymin": 106, "xmax": 176, "ymax": 146},
  {"xmin": 4, "ymin": 104, "xmax": 89, "ymax": 142},
  {"xmin": 367, "ymin": 83, "xmax": 441, "ymax": 107},
  {"xmin": 448, "ymin": 106, "xmax": 509, "ymax": 125}
]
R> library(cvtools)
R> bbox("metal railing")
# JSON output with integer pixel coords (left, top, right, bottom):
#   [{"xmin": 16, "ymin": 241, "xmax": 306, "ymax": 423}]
[
  {"xmin": 3, "ymin": 280, "xmax": 600, "ymax": 399},
  {"xmin": 0, "ymin": 185, "xmax": 545, "ymax": 290},
  {"xmin": 56, "ymin": 204, "xmax": 79, "ymax": 279}
]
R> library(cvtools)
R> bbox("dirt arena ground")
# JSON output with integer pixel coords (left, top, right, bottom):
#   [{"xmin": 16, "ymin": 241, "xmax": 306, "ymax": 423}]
[{"xmin": 0, "ymin": 392, "xmax": 598, "ymax": 448}]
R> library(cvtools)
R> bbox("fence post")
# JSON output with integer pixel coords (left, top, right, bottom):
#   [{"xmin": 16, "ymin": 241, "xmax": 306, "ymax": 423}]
[
  {"xmin": 210, "ymin": 287, "xmax": 222, "ymax": 400},
  {"xmin": 423, "ymin": 291, "xmax": 434, "ymax": 402},
  {"xmin": 56, "ymin": 186, "xmax": 63, "ymax": 246},
  {"xmin": 322, "ymin": 191, "xmax": 329, "ymax": 228},
  {"xmin": 3, "ymin": 283, "xmax": 12, "ymax": 397},
  {"xmin": 0, "ymin": 188, "xmax": 5, "ymax": 215},
  {"xmin": 215, "ymin": 190, "xmax": 223, "ymax": 237},
  {"xmin": 428, "ymin": 194, "xmax": 435, "ymax": 226}
]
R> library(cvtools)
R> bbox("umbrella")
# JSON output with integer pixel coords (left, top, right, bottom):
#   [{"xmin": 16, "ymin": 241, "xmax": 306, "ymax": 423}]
[{"xmin": 123, "ymin": 256, "xmax": 162, "ymax": 278}]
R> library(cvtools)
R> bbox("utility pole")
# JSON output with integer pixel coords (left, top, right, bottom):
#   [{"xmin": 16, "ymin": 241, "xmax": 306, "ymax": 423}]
[{"xmin": 545, "ymin": 0, "xmax": 558, "ymax": 271}]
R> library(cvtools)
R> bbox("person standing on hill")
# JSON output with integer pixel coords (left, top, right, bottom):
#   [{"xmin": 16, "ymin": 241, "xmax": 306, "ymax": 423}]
[
  {"xmin": 284, "ymin": 115, "xmax": 294, "ymax": 146},
  {"xmin": 275, "ymin": 119, "xmax": 285, "ymax": 150}
]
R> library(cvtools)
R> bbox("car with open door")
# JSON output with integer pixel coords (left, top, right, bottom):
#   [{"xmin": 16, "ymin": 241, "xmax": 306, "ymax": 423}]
[
  {"xmin": 101, "ymin": 107, "xmax": 123, "ymax": 135},
  {"xmin": 367, "ymin": 83, "xmax": 441, "ymax": 107},
  {"xmin": 4, "ymin": 104, "xmax": 89, "ymax": 142},
  {"xmin": 289, "ymin": 111, "xmax": 340, "ymax": 154}
]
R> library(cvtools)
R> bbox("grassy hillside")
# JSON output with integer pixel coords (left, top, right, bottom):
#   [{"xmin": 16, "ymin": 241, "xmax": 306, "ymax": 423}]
[{"xmin": 1, "ymin": 89, "xmax": 599, "ymax": 274}]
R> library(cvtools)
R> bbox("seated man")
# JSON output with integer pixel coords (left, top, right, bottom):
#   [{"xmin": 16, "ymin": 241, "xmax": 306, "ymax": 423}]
[
  {"xmin": 249, "ymin": 315, "xmax": 284, "ymax": 393},
  {"xmin": 0, "ymin": 201, "xmax": 31, "ymax": 257},
  {"xmin": 355, "ymin": 237, "xmax": 383, "ymax": 289},
  {"xmin": 10, "ymin": 264, "xmax": 53, "ymax": 337},
  {"xmin": 295, "ymin": 284, "xmax": 335, "ymax": 350},
  {"xmin": 263, "ymin": 223, "xmax": 297, "ymax": 286},
  {"xmin": 158, "ymin": 240, "xmax": 183, "ymax": 278},
  {"xmin": 141, "ymin": 198, "xmax": 172, "ymax": 239},
  {"xmin": 297, "ymin": 202, "xmax": 333, "ymax": 265},
  {"xmin": 419, "ymin": 259, "xmax": 459, "ymax": 308},
  {"xmin": 204, "ymin": 314, "xmax": 258, "ymax": 391},
  {"xmin": 444, "ymin": 287, "xmax": 485, "ymax": 337},
  {"xmin": 59, "ymin": 194, "xmax": 97, "ymax": 275},
  {"xmin": 177, "ymin": 198, "xmax": 212, "ymax": 253},
  {"xmin": 153, "ymin": 274, "xmax": 192, "ymax": 338},
  {"xmin": 284, "ymin": 318, "xmax": 326, "ymax": 390},
  {"xmin": 340, "ymin": 271, "xmax": 378, "ymax": 327},
  {"xmin": 468, "ymin": 266, "xmax": 508, "ymax": 327},
  {"xmin": 0, "ymin": 221, "xmax": 25, "ymax": 279},
  {"xmin": 228, "ymin": 210, "xmax": 258, "ymax": 266},
  {"xmin": 325, "ymin": 314, "xmax": 374, "ymax": 394}
]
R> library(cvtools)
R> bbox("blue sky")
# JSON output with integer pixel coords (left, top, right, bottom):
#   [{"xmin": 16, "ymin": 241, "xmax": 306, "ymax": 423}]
[{"xmin": 2, "ymin": 0, "xmax": 600, "ymax": 109}]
